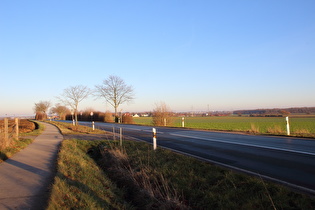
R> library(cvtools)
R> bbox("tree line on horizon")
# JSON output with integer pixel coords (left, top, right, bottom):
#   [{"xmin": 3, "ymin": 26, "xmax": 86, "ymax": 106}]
[{"xmin": 233, "ymin": 107, "xmax": 315, "ymax": 116}]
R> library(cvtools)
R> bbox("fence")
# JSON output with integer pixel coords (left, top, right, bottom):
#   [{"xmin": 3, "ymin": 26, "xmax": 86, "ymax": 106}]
[{"xmin": 0, "ymin": 118, "xmax": 19, "ymax": 149}]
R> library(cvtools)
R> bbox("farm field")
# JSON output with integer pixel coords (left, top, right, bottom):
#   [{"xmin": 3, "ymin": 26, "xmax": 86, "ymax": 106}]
[{"xmin": 133, "ymin": 116, "xmax": 315, "ymax": 138}]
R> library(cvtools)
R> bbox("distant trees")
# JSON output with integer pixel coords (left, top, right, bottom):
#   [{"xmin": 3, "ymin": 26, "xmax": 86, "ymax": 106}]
[
  {"xmin": 50, "ymin": 104, "xmax": 70, "ymax": 120},
  {"xmin": 34, "ymin": 75, "xmax": 137, "ymax": 124},
  {"xmin": 152, "ymin": 102, "xmax": 174, "ymax": 126},
  {"xmin": 233, "ymin": 107, "xmax": 315, "ymax": 116},
  {"xmin": 95, "ymin": 75, "xmax": 134, "ymax": 122},
  {"xmin": 280, "ymin": 110, "xmax": 290, "ymax": 116},
  {"xmin": 34, "ymin": 101, "xmax": 51, "ymax": 120},
  {"xmin": 58, "ymin": 85, "xmax": 91, "ymax": 125}
]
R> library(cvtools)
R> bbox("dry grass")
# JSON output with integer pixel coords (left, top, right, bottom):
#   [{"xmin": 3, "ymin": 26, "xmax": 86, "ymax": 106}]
[
  {"xmin": 0, "ymin": 119, "xmax": 36, "ymax": 133},
  {"xmin": 98, "ymin": 146, "xmax": 186, "ymax": 209},
  {"xmin": 0, "ymin": 120, "xmax": 43, "ymax": 162},
  {"xmin": 267, "ymin": 125, "xmax": 284, "ymax": 134},
  {"xmin": 294, "ymin": 128, "xmax": 310, "ymax": 135},
  {"xmin": 249, "ymin": 123, "xmax": 260, "ymax": 134}
]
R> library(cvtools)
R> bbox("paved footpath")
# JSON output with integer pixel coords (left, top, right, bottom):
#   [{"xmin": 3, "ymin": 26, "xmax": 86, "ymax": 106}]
[{"xmin": 0, "ymin": 122, "xmax": 63, "ymax": 210}]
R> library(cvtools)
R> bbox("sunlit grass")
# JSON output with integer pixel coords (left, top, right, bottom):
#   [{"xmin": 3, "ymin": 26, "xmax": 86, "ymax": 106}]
[
  {"xmin": 46, "ymin": 139, "xmax": 132, "ymax": 209},
  {"xmin": 48, "ymin": 121, "xmax": 107, "ymax": 135}
]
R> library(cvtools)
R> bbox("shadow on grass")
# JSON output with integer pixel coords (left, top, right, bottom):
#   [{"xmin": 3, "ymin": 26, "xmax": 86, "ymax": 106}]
[
  {"xmin": 56, "ymin": 172, "xmax": 119, "ymax": 209},
  {"xmin": 87, "ymin": 145, "xmax": 181, "ymax": 209}
]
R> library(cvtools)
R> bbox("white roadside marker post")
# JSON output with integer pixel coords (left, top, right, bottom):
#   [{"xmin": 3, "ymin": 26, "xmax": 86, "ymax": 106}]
[
  {"xmin": 286, "ymin": 116, "xmax": 290, "ymax": 136},
  {"xmin": 90, "ymin": 112, "xmax": 94, "ymax": 130},
  {"xmin": 153, "ymin": 128, "xmax": 157, "ymax": 150},
  {"xmin": 182, "ymin": 117, "xmax": 185, "ymax": 128},
  {"xmin": 120, "ymin": 127, "xmax": 123, "ymax": 146}
]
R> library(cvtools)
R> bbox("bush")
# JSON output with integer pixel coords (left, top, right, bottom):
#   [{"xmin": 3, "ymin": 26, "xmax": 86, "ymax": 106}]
[
  {"xmin": 35, "ymin": 112, "xmax": 47, "ymax": 120},
  {"xmin": 104, "ymin": 111, "xmax": 114, "ymax": 123},
  {"xmin": 152, "ymin": 102, "xmax": 174, "ymax": 126},
  {"xmin": 122, "ymin": 114, "xmax": 134, "ymax": 124}
]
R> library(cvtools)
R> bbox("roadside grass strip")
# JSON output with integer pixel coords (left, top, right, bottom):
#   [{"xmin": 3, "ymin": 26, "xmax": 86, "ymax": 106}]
[
  {"xmin": 48, "ymin": 121, "xmax": 107, "ymax": 134},
  {"xmin": 48, "ymin": 139, "xmax": 315, "ymax": 209},
  {"xmin": 47, "ymin": 140, "xmax": 132, "ymax": 209}
]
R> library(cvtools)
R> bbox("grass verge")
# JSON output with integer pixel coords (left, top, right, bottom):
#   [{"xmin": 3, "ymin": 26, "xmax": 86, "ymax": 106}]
[
  {"xmin": 0, "ymin": 120, "xmax": 44, "ymax": 163},
  {"xmin": 47, "ymin": 121, "xmax": 106, "ymax": 135},
  {"xmin": 46, "ymin": 139, "xmax": 132, "ymax": 209},
  {"xmin": 48, "ymin": 139, "xmax": 315, "ymax": 209}
]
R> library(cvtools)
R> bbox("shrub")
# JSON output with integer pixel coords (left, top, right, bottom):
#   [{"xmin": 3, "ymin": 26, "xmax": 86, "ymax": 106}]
[
  {"xmin": 122, "ymin": 114, "xmax": 134, "ymax": 124},
  {"xmin": 152, "ymin": 102, "xmax": 174, "ymax": 126},
  {"xmin": 35, "ymin": 112, "xmax": 47, "ymax": 120},
  {"xmin": 104, "ymin": 111, "xmax": 114, "ymax": 123}
]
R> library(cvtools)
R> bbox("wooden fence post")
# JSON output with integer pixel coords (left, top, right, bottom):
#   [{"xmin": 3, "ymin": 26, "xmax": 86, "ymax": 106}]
[
  {"xmin": 15, "ymin": 118, "xmax": 19, "ymax": 140},
  {"xmin": 4, "ymin": 118, "xmax": 8, "ymax": 147}
]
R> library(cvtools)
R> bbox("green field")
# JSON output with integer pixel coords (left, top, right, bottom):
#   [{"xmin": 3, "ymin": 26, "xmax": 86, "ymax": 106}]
[{"xmin": 133, "ymin": 116, "xmax": 315, "ymax": 137}]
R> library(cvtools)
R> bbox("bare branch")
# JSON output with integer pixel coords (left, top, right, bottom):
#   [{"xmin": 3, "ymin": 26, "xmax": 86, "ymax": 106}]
[
  {"xmin": 95, "ymin": 75, "xmax": 134, "ymax": 120},
  {"xmin": 58, "ymin": 85, "xmax": 91, "ymax": 125}
]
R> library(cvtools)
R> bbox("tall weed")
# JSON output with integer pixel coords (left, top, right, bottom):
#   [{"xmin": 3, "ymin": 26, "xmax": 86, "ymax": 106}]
[
  {"xmin": 98, "ymin": 145, "xmax": 186, "ymax": 209},
  {"xmin": 249, "ymin": 123, "xmax": 260, "ymax": 134},
  {"xmin": 267, "ymin": 125, "xmax": 284, "ymax": 135}
]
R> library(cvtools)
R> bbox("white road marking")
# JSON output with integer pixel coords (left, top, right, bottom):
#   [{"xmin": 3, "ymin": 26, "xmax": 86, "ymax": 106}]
[{"xmin": 170, "ymin": 133, "xmax": 315, "ymax": 156}]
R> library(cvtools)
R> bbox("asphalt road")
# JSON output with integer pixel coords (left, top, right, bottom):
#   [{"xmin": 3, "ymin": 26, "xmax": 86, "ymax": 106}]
[{"xmin": 71, "ymin": 121, "xmax": 315, "ymax": 194}]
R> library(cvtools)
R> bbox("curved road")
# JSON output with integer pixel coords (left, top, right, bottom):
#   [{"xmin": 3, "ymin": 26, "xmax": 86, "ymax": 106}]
[{"xmin": 70, "ymin": 121, "xmax": 315, "ymax": 194}]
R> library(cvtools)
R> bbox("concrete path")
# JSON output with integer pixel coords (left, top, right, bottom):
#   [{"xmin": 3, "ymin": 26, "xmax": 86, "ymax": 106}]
[{"xmin": 0, "ymin": 122, "xmax": 63, "ymax": 210}]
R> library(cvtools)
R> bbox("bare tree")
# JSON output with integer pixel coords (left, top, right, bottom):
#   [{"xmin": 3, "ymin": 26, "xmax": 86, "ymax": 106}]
[
  {"xmin": 50, "ymin": 103, "xmax": 70, "ymax": 120},
  {"xmin": 95, "ymin": 75, "xmax": 134, "ymax": 122},
  {"xmin": 34, "ymin": 100, "xmax": 51, "ymax": 120},
  {"xmin": 152, "ymin": 102, "xmax": 174, "ymax": 126},
  {"xmin": 58, "ymin": 85, "xmax": 91, "ymax": 125}
]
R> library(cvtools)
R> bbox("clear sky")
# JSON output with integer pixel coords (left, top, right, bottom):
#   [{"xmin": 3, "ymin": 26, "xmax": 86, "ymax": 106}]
[{"xmin": 1, "ymin": 0, "xmax": 315, "ymax": 116}]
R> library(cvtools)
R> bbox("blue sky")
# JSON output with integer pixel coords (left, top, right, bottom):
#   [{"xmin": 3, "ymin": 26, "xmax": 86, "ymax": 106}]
[{"xmin": 1, "ymin": 0, "xmax": 314, "ymax": 116}]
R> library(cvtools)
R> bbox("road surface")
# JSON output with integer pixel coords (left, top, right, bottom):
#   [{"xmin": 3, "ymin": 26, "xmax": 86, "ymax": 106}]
[{"xmin": 66, "ymin": 121, "xmax": 315, "ymax": 194}]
